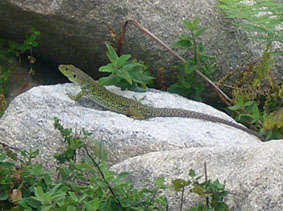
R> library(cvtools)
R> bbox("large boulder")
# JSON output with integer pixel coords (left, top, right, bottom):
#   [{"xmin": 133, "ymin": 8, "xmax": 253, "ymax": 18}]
[
  {"xmin": 0, "ymin": 0, "xmax": 281, "ymax": 82},
  {"xmin": 111, "ymin": 140, "xmax": 283, "ymax": 210},
  {"xmin": 0, "ymin": 83, "xmax": 260, "ymax": 169}
]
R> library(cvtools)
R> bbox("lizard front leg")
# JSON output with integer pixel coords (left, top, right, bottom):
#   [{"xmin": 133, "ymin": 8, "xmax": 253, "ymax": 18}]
[{"xmin": 68, "ymin": 90, "xmax": 86, "ymax": 101}]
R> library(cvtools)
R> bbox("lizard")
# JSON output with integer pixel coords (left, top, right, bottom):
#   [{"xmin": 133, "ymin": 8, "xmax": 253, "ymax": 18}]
[{"xmin": 58, "ymin": 64, "xmax": 263, "ymax": 141}]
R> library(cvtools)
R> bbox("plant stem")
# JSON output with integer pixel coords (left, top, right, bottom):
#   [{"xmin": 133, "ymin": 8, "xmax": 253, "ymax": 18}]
[
  {"xmin": 204, "ymin": 162, "xmax": 209, "ymax": 207},
  {"xmin": 84, "ymin": 145, "xmax": 122, "ymax": 207}
]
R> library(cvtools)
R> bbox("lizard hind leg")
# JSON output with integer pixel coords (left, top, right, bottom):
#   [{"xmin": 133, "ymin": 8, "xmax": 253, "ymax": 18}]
[{"xmin": 127, "ymin": 107, "xmax": 145, "ymax": 120}]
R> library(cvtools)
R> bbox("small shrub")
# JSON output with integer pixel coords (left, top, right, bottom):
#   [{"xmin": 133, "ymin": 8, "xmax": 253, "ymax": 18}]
[
  {"xmin": 168, "ymin": 18, "xmax": 215, "ymax": 101},
  {"xmin": 217, "ymin": 0, "xmax": 283, "ymax": 140},
  {"xmin": 98, "ymin": 43, "xmax": 154, "ymax": 92},
  {"xmin": 217, "ymin": 0, "xmax": 283, "ymax": 47},
  {"xmin": 0, "ymin": 27, "xmax": 40, "ymax": 116},
  {"xmin": 0, "ymin": 118, "xmax": 168, "ymax": 210},
  {"xmin": 172, "ymin": 169, "xmax": 229, "ymax": 211},
  {"xmin": 0, "ymin": 118, "xmax": 232, "ymax": 210}
]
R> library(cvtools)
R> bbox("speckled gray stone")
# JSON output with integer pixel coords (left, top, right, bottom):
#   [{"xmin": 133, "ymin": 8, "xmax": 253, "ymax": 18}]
[
  {"xmin": 111, "ymin": 140, "xmax": 283, "ymax": 211},
  {"xmin": 0, "ymin": 83, "xmax": 261, "ymax": 170},
  {"xmin": 0, "ymin": 0, "xmax": 281, "ymax": 82}
]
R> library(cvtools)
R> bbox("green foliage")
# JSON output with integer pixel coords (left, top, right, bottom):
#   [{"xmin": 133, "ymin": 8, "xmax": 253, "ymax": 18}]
[
  {"xmin": 172, "ymin": 169, "xmax": 229, "ymax": 211},
  {"xmin": 98, "ymin": 44, "xmax": 154, "ymax": 92},
  {"xmin": 0, "ymin": 65, "xmax": 10, "ymax": 97},
  {"xmin": 168, "ymin": 18, "xmax": 215, "ymax": 101},
  {"xmin": 0, "ymin": 118, "xmax": 233, "ymax": 210},
  {"xmin": 0, "ymin": 27, "xmax": 40, "ymax": 60},
  {"xmin": 0, "ymin": 118, "xmax": 168, "ymax": 210},
  {"xmin": 0, "ymin": 147, "xmax": 53, "ymax": 210},
  {"xmin": 0, "ymin": 148, "xmax": 16, "ymax": 204},
  {"xmin": 229, "ymin": 85, "xmax": 283, "ymax": 140},
  {"xmin": 218, "ymin": 0, "xmax": 283, "ymax": 48},
  {"xmin": 0, "ymin": 27, "xmax": 40, "ymax": 116},
  {"xmin": 217, "ymin": 0, "xmax": 283, "ymax": 140}
]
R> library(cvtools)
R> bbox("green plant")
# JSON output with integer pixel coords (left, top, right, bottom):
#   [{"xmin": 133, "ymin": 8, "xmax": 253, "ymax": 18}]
[
  {"xmin": 227, "ymin": 51, "xmax": 282, "ymax": 140},
  {"xmin": 0, "ymin": 27, "xmax": 40, "ymax": 116},
  {"xmin": 0, "ymin": 146, "xmax": 53, "ymax": 210},
  {"xmin": 98, "ymin": 43, "xmax": 154, "ymax": 92},
  {"xmin": 168, "ymin": 18, "xmax": 215, "ymax": 101},
  {"xmin": 0, "ymin": 118, "xmax": 234, "ymax": 210},
  {"xmin": 217, "ymin": 0, "xmax": 283, "ymax": 48},
  {"xmin": 217, "ymin": 1, "xmax": 283, "ymax": 140},
  {"xmin": 0, "ymin": 27, "xmax": 40, "ymax": 61},
  {"xmin": 0, "ymin": 147, "xmax": 16, "ymax": 209},
  {"xmin": 172, "ymin": 169, "xmax": 229, "ymax": 211},
  {"xmin": 228, "ymin": 84, "xmax": 283, "ymax": 140},
  {"xmin": 0, "ymin": 118, "xmax": 168, "ymax": 210}
]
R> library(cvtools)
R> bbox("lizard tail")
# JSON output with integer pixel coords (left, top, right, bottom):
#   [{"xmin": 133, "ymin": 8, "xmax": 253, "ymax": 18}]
[{"xmin": 144, "ymin": 107, "xmax": 263, "ymax": 141}]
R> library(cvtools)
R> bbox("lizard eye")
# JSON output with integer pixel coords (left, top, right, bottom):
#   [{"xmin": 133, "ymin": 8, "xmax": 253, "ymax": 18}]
[{"xmin": 73, "ymin": 74, "xmax": 77, "ymax": 78}]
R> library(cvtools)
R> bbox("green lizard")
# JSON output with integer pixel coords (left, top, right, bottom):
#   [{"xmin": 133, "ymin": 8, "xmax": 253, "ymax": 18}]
[{"xmin": 58, "ymin": 64, "xmax": 263, "ymax": 141}]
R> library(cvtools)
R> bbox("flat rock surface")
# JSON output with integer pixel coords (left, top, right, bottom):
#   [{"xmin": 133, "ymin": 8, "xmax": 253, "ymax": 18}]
[{"xmin": 0, "ymin": 83, "xmax": 260, "ymax": 169}]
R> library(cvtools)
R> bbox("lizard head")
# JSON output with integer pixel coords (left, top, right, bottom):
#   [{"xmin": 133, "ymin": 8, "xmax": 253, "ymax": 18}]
[{"xmin": 58, "ymin": 64, "xmax": 91, "ymax": 85}]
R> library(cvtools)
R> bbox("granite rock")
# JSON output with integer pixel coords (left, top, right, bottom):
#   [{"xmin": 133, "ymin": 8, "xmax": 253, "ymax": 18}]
[{"xmin": 0, "ymin": 83, "xmax": 260, "ymax": 169}]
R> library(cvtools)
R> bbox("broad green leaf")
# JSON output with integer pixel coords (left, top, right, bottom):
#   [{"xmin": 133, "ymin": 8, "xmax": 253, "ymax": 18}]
[
  {"xmin": 41, "ymin": 205, "xmax": 54, "ymax": 211},
  {"xmin": 122, "ymin": 63, "xmax": 143, "ymax": 72},
  {"xmin": 0, "ymin": 189, "xmax": 9, "ymax": 200},
  {"xmin": 98, "ymin": 75, "xmax": 119, "ymax": 86},
  {"xmin": 33, "ymin": 186, "xmax": 51, "ymax": 203},
  {"xmin": 117, "ymin": 69, "xmax": 132, "ymax": 84},
  {"xmin": 126, "ymin": 82, "xmax": 147, "ymax": 92},
  {"xmin": 0, "ymin": 161, "xmax": 15, "ymax": 168},
  {"xmin": 132, "ymin": 71, "xmax": 154, "ymax": 84},
  {"xmin": 192, "ymin": 185, "xmax": 207, "ymax": 196},
  {"xmin": 195, "ymin": 27, "xmax": 208, "ymax": 37},
  {"xmin": 183, "ymin": 19, "xmax": 198, "ymax": 31},
  {"xmin": 237, "ymin": 113, "xmax": 253, "ymax": 120},
  {"xmin": 228, "ymin": 104, "xmax": 242, "ymax": 111},
  {"xmin": 192, "ymin": 18, "xmax": 200, "ymax": 27},
  {"xmin": 252, "ymin": 104, "xmax": 260, "ymax": 119},
  {"xmin": 172, "ymin": 39, "xmax": 192, "ymax": 49},
  {"xmin": 117, "ymin": 172, "xmax": 130, "ymax": 181},
  {"xmin": 20, "ymin": 197, "xmax": 41, "ymax": 208},
  {"xmin": 84, "ymin": 198, "xmax": 100, "ymax": 210},
  {"xmin": 99, "ymin": 64, "xmax": 115, "ymax": 73},
  {"xmin": 189, "ymin": 168, "xmax": 196, "ymax": 177},
  {"xmin": 167, "ymin": 83, "xmax": 189, "ymax": 97},
  {"xmin": 106, "ymin": 44, "xmax": 118, "ymax": 64},
  {"xmin": 96, "ymin": 180, "xmax": 108, "ymax": 188},
  {"xmin": 154, "ymin": 176, "xmax": 165, "ymax": 186},
  {"xmin": 66, "ymin": 206, "xmax": 76, "ymax": 211},
  {"xmin": 184, "ymin": 63, "xmax": 197, "ymax": 74},
  {"xmin": 235, "ymin": 96, "xmax": 245, "ymax": 107},
  {"xmin": 68, "ymin": 192, "xmax": 78, "ymax": 202},
  {"xmin": 244, "ymin": 101, "xmax": 255, "ymax": 107},
  {"xmin": 32, "ymin": 27, "xmax": 40, "ymax": 35},
  {"xmin": 172, "ymin": 179, "xmax": 190, "ymax": 191},
  {"xmin": 116, "ymin": 54, "xmax": 131, "ymax": 68}
]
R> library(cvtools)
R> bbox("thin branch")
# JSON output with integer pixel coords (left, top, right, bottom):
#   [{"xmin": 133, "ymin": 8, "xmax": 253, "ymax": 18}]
[
  {"xmin": 83, "ymin": 145, "xmax": 122, "ymax": 206},
  {"xmin": 117, "ymin": 22, "xmax": 128, "ymax": 56},
  {"xmin": 180, "ymin": 186, "xmax": 185, "ymax": 211},
  {"xmin": 146, "ymin": 189, "xmax": 158, "ymax": 209},
  {"xmin": 190, "ymin": 28, "xmax": 199, "ymax": 64},
  {"xmin": 204, "ymin": 162, "xmax": 209, "ymax": 207}
]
